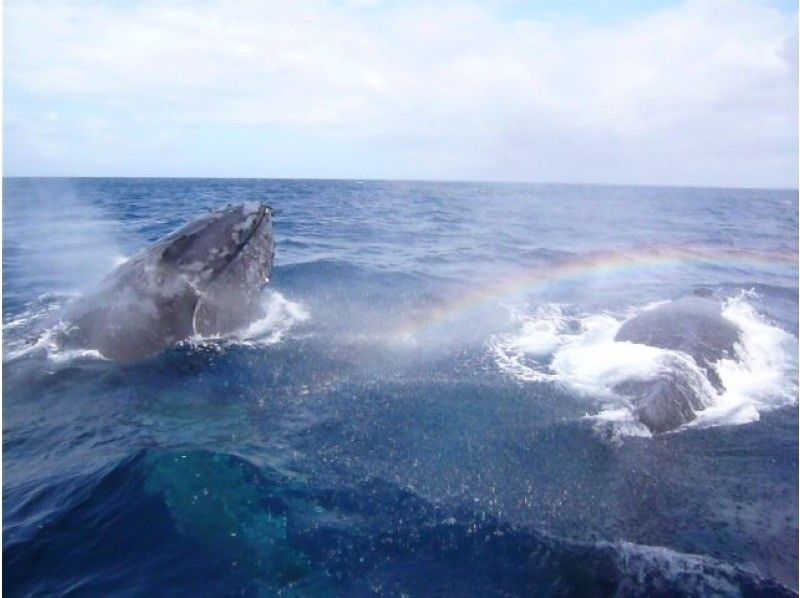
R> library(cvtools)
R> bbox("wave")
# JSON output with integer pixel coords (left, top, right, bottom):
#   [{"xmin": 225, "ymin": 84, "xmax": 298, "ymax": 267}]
[
  {"xmin": 599, "ymin": 540, "xmax": 792, "ymax": 596},
  {"xmin": 492, "ymin": 292, "xmax": 797, "ymax": 438},
  {"xmin": 3, "ymin": 450, "xmax": 310, "ymax": 595},
  {"xmin": 2, "ymin": 293, "xmax": 102, "ymax": 363},
  {"xmin": 5, "ymin": 448, "xmax": 793, "ymax": 596},
  {"xmin": 695, "ymin": 293, "xmax": 798, "ymax": 429}
]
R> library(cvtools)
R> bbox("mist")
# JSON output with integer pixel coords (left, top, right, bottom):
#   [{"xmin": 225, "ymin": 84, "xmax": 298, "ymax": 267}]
[{"xmin": 3, "ymin": 179, "xmax": 127, "ymax": 299}]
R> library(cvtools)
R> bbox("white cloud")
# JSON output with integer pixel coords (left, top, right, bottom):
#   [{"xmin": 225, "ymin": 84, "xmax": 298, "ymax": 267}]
[{"xmin": 4, "ymin": 0, "xmax": 798, "ymax": 186}]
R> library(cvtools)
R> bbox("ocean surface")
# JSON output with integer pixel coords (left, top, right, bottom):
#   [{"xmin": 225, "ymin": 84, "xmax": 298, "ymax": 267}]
[{"xmin": 3, "ymin": 177, "xmax": 798, "ymax": 596}]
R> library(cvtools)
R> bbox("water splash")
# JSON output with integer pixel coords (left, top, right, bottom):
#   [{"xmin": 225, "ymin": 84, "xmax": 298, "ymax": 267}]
[{"xmin": 492, "ymin": 294, "xmax": 797, "ymax": 437}]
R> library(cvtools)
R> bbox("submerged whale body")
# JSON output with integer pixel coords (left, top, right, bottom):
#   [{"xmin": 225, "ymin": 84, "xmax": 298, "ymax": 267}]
[
  {"xmin": 60, "ymin": 203, "xmax": 275, "ymax": 361},
  {"xmin": 613, "ymin": 295, "xmax": 741, "ymax": 433}
]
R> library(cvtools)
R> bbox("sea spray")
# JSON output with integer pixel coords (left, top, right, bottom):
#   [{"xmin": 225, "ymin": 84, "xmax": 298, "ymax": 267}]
[{"xmin": 492, "ymin": 294, "xmax": 797, "ymax": 436}]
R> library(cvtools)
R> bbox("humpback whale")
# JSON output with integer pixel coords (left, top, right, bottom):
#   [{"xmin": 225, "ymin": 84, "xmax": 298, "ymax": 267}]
[
  {"xmin": 613, "ymin": 294, "xmax": 741, "ymax": 433},
  {"xmin": 60, "ymin": 203, "xmax": 275, "ymax": 361}
]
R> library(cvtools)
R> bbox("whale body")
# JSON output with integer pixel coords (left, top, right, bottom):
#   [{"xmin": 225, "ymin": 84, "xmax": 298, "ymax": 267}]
[
  {"xmin": 613, "ymin": 295, "xmax": 741, "ymax": 433},
  {"xmin": 60, "ymin": 203, "xmax": 275, "ymax": 361}
]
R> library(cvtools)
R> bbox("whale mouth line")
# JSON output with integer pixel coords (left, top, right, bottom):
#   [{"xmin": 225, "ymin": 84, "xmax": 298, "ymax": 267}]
[{"xmin": 187, "ymin": 203, "xmax": 277, "ymax": 340}]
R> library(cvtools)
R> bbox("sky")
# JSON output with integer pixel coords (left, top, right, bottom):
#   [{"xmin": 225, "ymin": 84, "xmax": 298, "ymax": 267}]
[{"xmin": 4, "ymin": 0, "xmax": 798, "ymax": 187}]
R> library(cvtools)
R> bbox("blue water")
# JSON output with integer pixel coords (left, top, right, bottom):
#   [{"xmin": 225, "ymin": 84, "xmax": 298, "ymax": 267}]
[{"xmin": 3, "ymin": 178, "xmax": 798, "ymax": 596}]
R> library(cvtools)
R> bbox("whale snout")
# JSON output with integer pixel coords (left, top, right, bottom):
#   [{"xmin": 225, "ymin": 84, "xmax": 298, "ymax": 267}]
[
  {"xmin": 221, "ymin": 202, "xmax": 276, "ymax": 286},
  {"xmin": 158, "ymin": 202, "xmax": 275, "ymax": 283}
]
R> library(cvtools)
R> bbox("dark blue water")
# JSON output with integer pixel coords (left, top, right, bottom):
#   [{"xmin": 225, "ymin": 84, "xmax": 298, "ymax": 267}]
[{"xmin": 3, "ymin": 178, "xmax": 798, "ymax": 596}]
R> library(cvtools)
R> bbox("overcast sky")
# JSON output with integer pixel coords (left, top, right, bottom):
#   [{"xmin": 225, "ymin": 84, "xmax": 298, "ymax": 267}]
[{"xmin": 4, "ymin": 0, "xmax": 798, "ymax": 187}]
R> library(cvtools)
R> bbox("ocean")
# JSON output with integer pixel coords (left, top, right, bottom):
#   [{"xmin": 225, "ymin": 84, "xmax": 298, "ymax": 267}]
[{"xmin": 3, "ymin": 177, "xmax": 798, "ymax": 595}]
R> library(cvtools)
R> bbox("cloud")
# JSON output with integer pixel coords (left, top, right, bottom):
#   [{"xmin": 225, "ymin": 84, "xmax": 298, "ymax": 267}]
[{"xmin": 4, "ymin": 0, "xmax": 798, "ymax": 186}]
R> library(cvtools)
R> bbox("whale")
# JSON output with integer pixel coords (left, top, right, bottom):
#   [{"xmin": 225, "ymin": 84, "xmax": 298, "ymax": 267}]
[
  {"xmin": 59, "ymin": 202, "xmax": 275, "ymax": 361},
  {"xmin": 612, "ymin": 294, "xmax": 741, "ymax": 433}
]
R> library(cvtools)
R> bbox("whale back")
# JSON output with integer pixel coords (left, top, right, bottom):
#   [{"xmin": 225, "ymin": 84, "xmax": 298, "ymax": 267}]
[
  {"xmin": 613, "ymin": 296, "xmax": 742, "ymax": 433},
  {"xmin": 614, "ymin": 296, "xmax": 740, "ymax": 389}
]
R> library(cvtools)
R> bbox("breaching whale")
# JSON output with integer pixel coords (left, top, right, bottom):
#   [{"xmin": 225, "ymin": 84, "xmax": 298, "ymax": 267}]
[
  {"xmin": 612, "ymin": 294, "xmax": 741, "ymax": 433},
  {"xmin": 59, "ymin": 202, "xmax": 275, "ymax": 361}
]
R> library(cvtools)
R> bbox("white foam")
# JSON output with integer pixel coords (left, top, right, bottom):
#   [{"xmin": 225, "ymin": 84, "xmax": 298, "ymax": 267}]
[
  {"xmin": 587, "ymin": 406, "xmax": 653, "ymax": 441},
  {"xmin": 551, "ymin": 336, "xmax": 668, "ymax": 395},
  {"xmin": 493, "ymin": 308, "xmax": 677, "ymax": 393},
  {"xmin": 234, "ymin": 292, "xmax": 310, "ymax": 346},
  {"xmin": 607, "ymin": 540, "xmax": 760, "ymax": 594},
  {"xmin": 188, "ymin": 291, "xmax": 310, "ymax": 350},
  {"xmin": 691, "ymin": 291, "xmax": 798, "ymax": 429},
  {"xmin": 504, "ymin": 304, "xmax": 569, "ymax": 357},
  {"xmin": 493, "ymin": 295, "xmax": 798, "ymax": 437},
  {"xmin": 492, "ymin": 304, "xmax": 571, "ymax": 382},
  {"xmin": 3, "ymin": 295, "xmax": 70, "ymax": 361},
  {"xmin": 4, "ymin": 325, "xmax": 61, "ymax": 361},
  {"xmin": 4, "ymin": 318, "xmax": 107, "ymax": 363},
  {"xmin": 112, "ymin": 254, "xmax": 130, "ymax": 268}
]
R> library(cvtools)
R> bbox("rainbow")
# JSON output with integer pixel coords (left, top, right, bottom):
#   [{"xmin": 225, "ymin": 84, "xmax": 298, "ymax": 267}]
[{"xmin": 392, "ymin": 244, "xmax": 797, "ymax": 339}]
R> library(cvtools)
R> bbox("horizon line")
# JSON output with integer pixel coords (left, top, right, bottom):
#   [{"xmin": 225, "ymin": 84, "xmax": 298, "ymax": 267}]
[{"xmin": 2, "ymin": 174, "xmax": 797, "ymax": 193}]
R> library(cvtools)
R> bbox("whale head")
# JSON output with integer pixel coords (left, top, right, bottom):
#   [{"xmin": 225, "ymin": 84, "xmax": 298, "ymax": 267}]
[
  {"xmin": 157, "ymin": 202, "xmax": 275, "ymax": 290},
  {"xmin": 152, "ymin": 202, "xmax": 277, "ymax": 336},
  {"xmin": 60, "ymin": 202, "xmax": 278, "ymax": 360}
]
